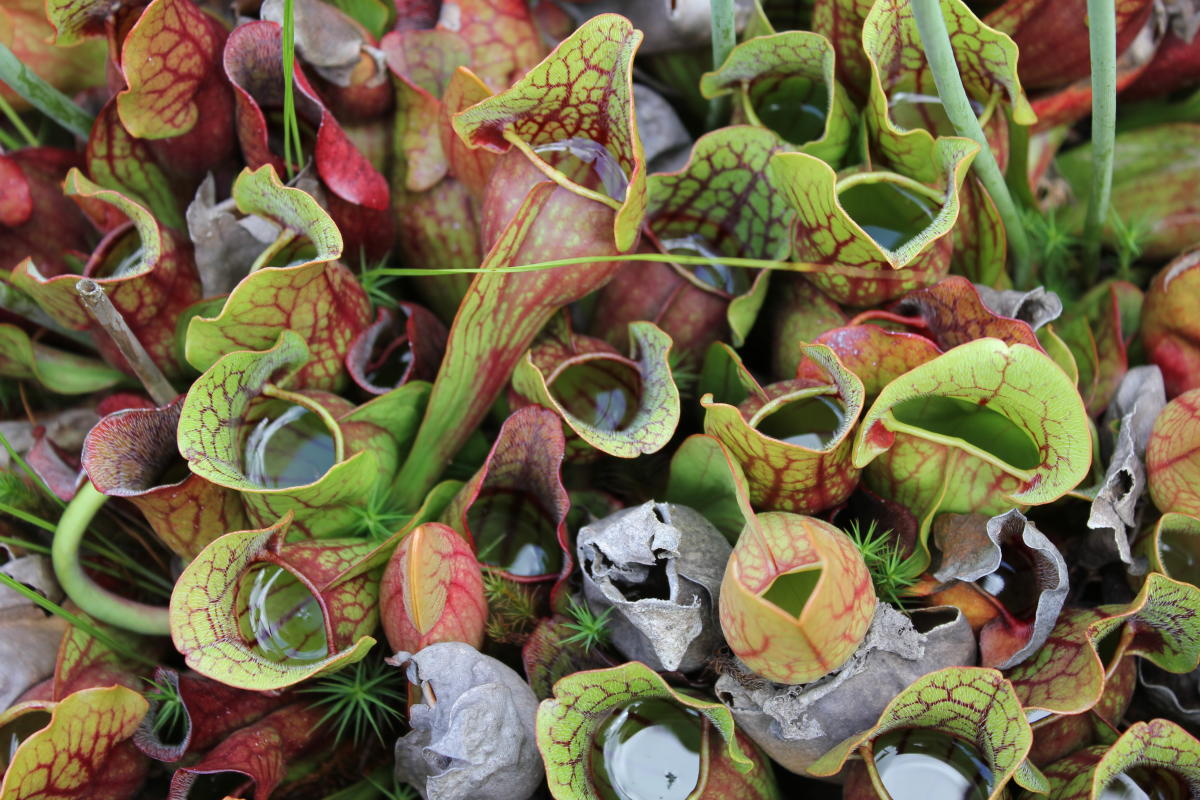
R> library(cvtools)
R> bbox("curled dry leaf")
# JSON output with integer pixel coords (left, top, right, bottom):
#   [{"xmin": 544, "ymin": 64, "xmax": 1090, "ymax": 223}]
[
  {"xmin": 577, "ymin": 501, "xmax": 730, "ymax": 672},
  {"xmin": 391, "ymin": 642, "xmax": 543, "ymax": 800},
  {"xmin": 185, "ymin": 173, "xmax": 280, "ymax": 298},
  {"xmin": 716, "ymin": 603, "xmax": 976, "ymax": 774},
  {"xmin": 0, "ymin": 549, "xmax": 67, "ymax": 712},
  {"xmin": 932, "ymin": 510, "xmax": 1068, "ymax": 669},
  {"xmin": 1085, "ymin": 366, "xmax": 1166, "ymax": 568}
]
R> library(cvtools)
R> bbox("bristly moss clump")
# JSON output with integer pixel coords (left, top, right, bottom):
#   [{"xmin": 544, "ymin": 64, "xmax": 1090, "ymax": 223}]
[
  {"xmin": 560, "ymin": 596, "xmax": 613, "ymax": 653},
  {"xmin": 300, "ymin": 652, "xmax": 407, "ymax": 745},
  {"xmin": 481, "ymin": 570, "xmax": 540, "ymax": 644},
  {"xmin": 844, "ymin": 520, "xmax": 923, "ymax": 609}
]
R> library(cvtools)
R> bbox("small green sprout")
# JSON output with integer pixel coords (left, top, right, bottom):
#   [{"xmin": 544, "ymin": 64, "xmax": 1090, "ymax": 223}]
[
  {"xmin": 300, "ymin": 654, "xmax": 407, "ymax": 745},
  {"xmin": 358, "ymin": 255, "xmax": 404, "ymax": 311},
  {"xmin": 347, "ymin": 484, "xmax": 411, "ymax": 541},
  {"xmin": 143, "ymin": 675, "xmax": 188, "ymax": 742},
  {"xmin": 845, "ymin": 519, "xmax": 923, "ymax": 609},
  {"xmin": 560, "ymin": 596, "xmax": 613, "ymax": 653}
]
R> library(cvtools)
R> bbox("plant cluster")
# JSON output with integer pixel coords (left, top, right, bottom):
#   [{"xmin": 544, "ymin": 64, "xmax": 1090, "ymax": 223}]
[{"xmin": 2, "ymin": 0, "xmax": 1200, "ymax": 798}]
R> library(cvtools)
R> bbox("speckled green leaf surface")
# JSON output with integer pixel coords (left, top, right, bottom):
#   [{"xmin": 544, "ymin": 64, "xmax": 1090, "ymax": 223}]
[{"xmin": 1040, "ymin": 719, "xmax": 1200, "ymax": 800}]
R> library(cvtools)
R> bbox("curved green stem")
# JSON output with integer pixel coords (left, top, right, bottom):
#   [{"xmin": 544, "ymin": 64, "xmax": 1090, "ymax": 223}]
[
  {"xmin": 52, "ymin": 481, "xmax": 171, "ymax": 636},
  {"xmin": 375, "ymin": 252, "xmax": 881, "ymax": 278},
  {"xmin": 910, "ymin": 0, "xmax": 1033, "ymax": 287},
  {"xmin": 1083, "ymin": 0, "xmax": 1117, "ymax": 275}
]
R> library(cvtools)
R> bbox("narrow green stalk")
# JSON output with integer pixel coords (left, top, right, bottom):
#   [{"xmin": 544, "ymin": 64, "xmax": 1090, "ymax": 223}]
[
  {"xmin": 0, "ymin": 500, "xmax": 56, "ymax": 532},
  {"xmin": 1083, "ymin": 0, "xmax": 1117, "ymax": 274},
  {"xmin": 0, "ymin": 91, "xmax": 37, "ymax": 147},
  {"xmin": 0, "ymin": 123, "xmax": 22, "ymax": 149},
  {"xmin": 0, "ymin": 42, "xmax": 94, "ymax": 139},
  {"xmin": 52, "ymin": 481, "xmax": 170, "ymax": 636},
  {"xmin": 0, "ymin": 429, "xmax": 64, "ymax": 507},
  {"xmin": 910, "ymin": 0, "xmax": 1033, "ymax": 286},
  {"xmin": 376, "ymin": 252, "xmax": 879, "ymax": 278},
  {"xmin": 705, "ymin": 0, "xmax": 736, "ymax": 129},
  {"xmin": 281, "ymin": 0, "xmax": 304, "ymax": 178},
  {"xmin": 0, "ymin": 535, "xmax": 51, "ymax": 554},
  {"xmin": 0, "ymin": 571, "xmax": 157, "ymax": 666}
]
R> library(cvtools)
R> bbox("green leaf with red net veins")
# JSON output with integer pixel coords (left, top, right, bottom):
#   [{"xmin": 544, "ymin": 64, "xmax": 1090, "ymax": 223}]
[
  {"xmin": 1147, "ymin": 388, "xmax": 1200, "ymax": 517},
  {"xmin": 0, "ymin": 323, "xmax": 126, "ymax": 395},
  {"xmin": 1039, "ymin": 719, "xmax": 1200, "ymax": 800},
  {"xmin": 591, "ymin": 125, "xmax": 794, "ymax": 361},
  {"xmin": 512, "ymin": 320, "xmax": 680, "ymax": 459},
  {"xmin": 452, "ymin": 13, "xmax": 647, "ymax": 251},
  {"xmin": 807, "ymin": 667, "xmax": 1048, "ymax": 797},
  {"xmin": 0, "ymin": 686, "xmax": 149, "ymax": 800},
  {"xmin": 720, "ymin": 510, "xmax": 875, "ymax": 685},
  {"xmin": 888, "ymin": 276, "xmax": 1045, "ymax": 351},
  {"xmin": 851, "ymin": 338, "xmax": 1091, "ymax": 562},
  {"xmin": 699, "ymin": 31, "xmax": 857, "ymax": 165},
  {"xmin": 436, "ymin": 0, "xmax": 546, "ymax": 92},
  {"xmin": 536, "ymin": 661, "xmax": 780, "ymax": 800},
  {"xmin": 169, "ymin": 513, "xmax": 378, "ymax": 691},
  {"xmin": 7, "ymin": 170, "xmax": 202, "ymax": 376},
  {"xmin": 222, "ymin": 20, "xmax": 393, "ymax": 260},
  {"xmin": 768, "ymin": 274, "xmax": 848, "ymax": 380},
  {"xmin": 810, "ymin": 0, "xmax": 875, "ymax": 99},
  {"xmin": 379, "ymin": 522, "xmax": 486, "ymax": 653},
  {"xmin": 167, "ymin": 703, "xmax": 326, "ymax": 800},
  {"xmin": 184, "ymin": 165, "xmax": 372, "ymax": 392},
  {"xmin": 703, "ymin": 343, "xmax": 865, "ymax": 514},
  {"xmin": 177, "ymin": 330, "xmax": 428, "ymax": 538},
  {"xmin": 83, "ymin": 397, "xmax": 249, "ymax": 559},
  {"xmin": 769, "ymin": 137, "xmax": 977, "ymax": 308},
  {"xmin": 1143, "ymin": 249, "xmax": 1200, "ymax": 398},
  {"xmin": 86, "ymin": 99, "xmax": 188, "ymax": 230},
  {"xmin": 390, "ymin": 173, "xmax": 625, "ymax": 506},
  {"xmin": 114, "ymin": 0, "xmax": 235, "ymax": 167},
  {"xmin": 860, "ymin": 0, "xmax": 1034, "ymax": 183},
  {"xmin": 1005, "ymin": 573, "xmax": 1200, "ymax": 715}
]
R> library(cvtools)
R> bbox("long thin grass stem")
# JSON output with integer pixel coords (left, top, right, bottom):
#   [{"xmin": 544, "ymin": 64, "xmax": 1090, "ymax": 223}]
[
  {"xmin": 0, "ymin": 91, "xmax": 38, "ymax": 147},
  {"xmin": 910, "ymin": 0, "xmax": 1033, "ymax": 287},
  {"xmin": 0, "ymin": 43, "xmax": 94, "ymax": 139},
  {"xmin": 281, "ymin": 0, "xmax": 304, "ymax": 178},
  {"xmin": 1083, "ymin": 0, "xmax": 1117, "ymax": 274}
]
